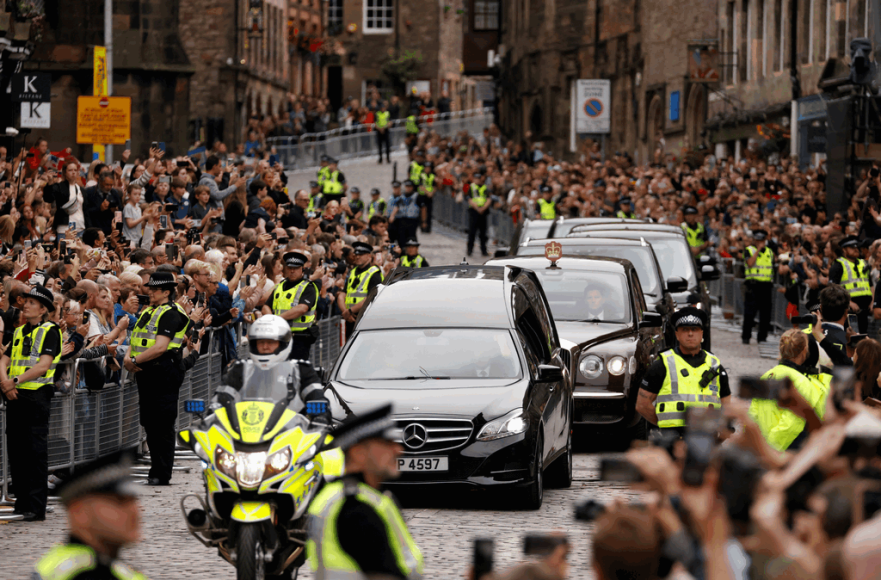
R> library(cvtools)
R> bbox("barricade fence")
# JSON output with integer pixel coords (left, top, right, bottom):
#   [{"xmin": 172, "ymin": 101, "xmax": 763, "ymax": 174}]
[
  {"xmin": 266, "ymin": 108, "xmax": 494, "ymax": 170},
  {"xmin": 0, "ymin": 318, "xmax": 344, "ymax": 497},
  {"xmin": 431, "ymin": 187, "xmax": 516, "ymax": 248}
]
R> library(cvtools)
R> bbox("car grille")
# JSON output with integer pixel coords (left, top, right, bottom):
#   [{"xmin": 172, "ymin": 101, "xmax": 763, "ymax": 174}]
[{"xmin": 393, "ymin": 417, "xmax": 474, "ymax": 454}]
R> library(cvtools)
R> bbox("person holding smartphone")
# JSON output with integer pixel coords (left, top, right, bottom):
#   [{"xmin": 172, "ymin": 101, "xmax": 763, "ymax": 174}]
[
  {"xmin": 42, "ymin": 158, "xmax": 85, "ymax": 236},
  {"xmin": 82, "ymin": 169, "xmax": 123, "ymax": 236}
]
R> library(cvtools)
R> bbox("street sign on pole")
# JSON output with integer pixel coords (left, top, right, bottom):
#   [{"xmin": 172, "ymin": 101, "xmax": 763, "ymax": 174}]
[
  {"xmin": 574, "ymin": 80, "xmax": 611, "ymax": 134},
  {"xmin": 76, "ymin": 96, "xmax": 131, "ymax": 145},
  {"xmin": 20, "ymin": 102, "xmax": 50, "ymax": 128},
  {"xmin": 10, "ymin": 72, "xmax": 50, "ymax": 102}
]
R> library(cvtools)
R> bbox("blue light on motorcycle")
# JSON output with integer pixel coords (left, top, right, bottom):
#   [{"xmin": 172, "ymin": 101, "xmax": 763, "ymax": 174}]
[
  {"xmin": 185, "ymin": 399, "xmax": 205, "ymax": 414},
  {"xmin": 306, "ymin": 401, "xmax": 328, "ymax": 416}
]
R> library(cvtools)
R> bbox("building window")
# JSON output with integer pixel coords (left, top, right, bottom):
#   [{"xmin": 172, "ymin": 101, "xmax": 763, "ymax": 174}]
[
  {"xmin": 669, "ymin": 91, "xmax": 680, "ymax": 122},
  {"xmin": 364, "ymin": 0, "xmax": 394, "ymax": 33},
  {"xmin": 474, "ymin": 1, "xmax": 500, "ymax": 30},
  {"xmin": 328, "ymin": 0, "xmax": 343, "ymax": 35}
]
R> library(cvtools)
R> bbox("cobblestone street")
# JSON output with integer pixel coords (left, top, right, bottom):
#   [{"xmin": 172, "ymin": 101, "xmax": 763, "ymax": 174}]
[{"xmin": 0, "ymin": 155, "xmax": 762, "ymax": 578}]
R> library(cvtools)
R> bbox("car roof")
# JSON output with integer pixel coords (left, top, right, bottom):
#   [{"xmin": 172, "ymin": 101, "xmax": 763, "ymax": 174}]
[
  {"xmin": 524, "ymin": 237, "xmax": 651, "ymax": 248},
  {"xmin": 547, "ymin": 217, "xmax": 649, "ymax": 238},
  {"xmin": 566, "ymin": 223, "xmax": 686, "ymax": 237},
  {"xmin": 487, "ymin": 255, "xmax": 632, "ymax": 274},
  {"xmin": 358, "ymin": 266, "xmax": 514, "ymax": 330}
]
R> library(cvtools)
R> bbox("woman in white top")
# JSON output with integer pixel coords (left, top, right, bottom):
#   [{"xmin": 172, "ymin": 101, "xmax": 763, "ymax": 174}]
[{"xmin": 43, "ymin": 158, "xmax": 86, "ymax": 234}]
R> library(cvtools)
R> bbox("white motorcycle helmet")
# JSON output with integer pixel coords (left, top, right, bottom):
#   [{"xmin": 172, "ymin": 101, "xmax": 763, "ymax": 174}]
[{"xmin": 247, "ymin": 315, "xmax": 292, "ymax": 370}]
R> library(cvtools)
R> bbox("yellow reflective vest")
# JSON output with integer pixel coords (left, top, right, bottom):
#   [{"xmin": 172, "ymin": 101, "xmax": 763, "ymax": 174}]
[
  {"xmin": 307, "ymin": 479, "xmax": 424, "ymax": 580},
  {"xmin": 367, "ymin": 199, "xmax": 386, "ymax": 219},
  {"xmin": 9, "ymin": 322, "xmax": 62, "ymax": 390},
  {"xmin": 401, "ymin": 254, "xmax": 425, "ymax": 268},
  {"xmin": 836, "ymin": 257, "xmax": 871, "ymax": 298},
  {"xmin": 744, "ymin": 246, "xmax": 774, "ymax": 282},
  {"xmin": 420, "ymin": 174, "xmax": 435, "ymax": 196},
  {"xmin": 681, "ymin": 222, "xmax": 706, "ymax": 250},
  {"xmin": 409, "ymin": 162, "xmax": 423, "ymax": 185},
  {"xmin": 345, "ymin": 266, "xmax": 382, "ymax": 308},
  {"xmin": 34, "ymin": 543, "xmax": 148, "ymax": 580},
  {"xmin": 271, "ymin": 279, "xmax": 317, "ymax": 332},
  {"xmin": 470, "ymin": 184, "xmax": 488, "ymax": 208},
  {"xmin": 748, "ymin": 363, "xmax": 830, "ymax": 451},
  {"xmin": 324, "ymin": 170, "xmax": 344, "ymax": 195},
  {"xmin": 317, "ymin": 166, "xmax": 330, "ymax": 187},
  {"xmin": 129, "ymin": 303, "xmax": 190, "ymax": 359},
  {"xmin": 375, "ymin": 110, "xmax": 390, "ymax": 129},
  {"xmin": 405, "ymin": 115, "xmax": 419, "ymax": 135},
  {"xmin": 655, "ymin": 349, "xmax": 723, "ymax": 428},
  {"xmin": 538, "ymin": 198, "xmax": 556, "ymax": 220}
]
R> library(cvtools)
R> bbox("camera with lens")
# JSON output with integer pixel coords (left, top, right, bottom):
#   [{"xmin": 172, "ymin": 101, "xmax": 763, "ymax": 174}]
[{"xmin": 790, "ymin": 313, "xmax": 818, "ymax": 326}]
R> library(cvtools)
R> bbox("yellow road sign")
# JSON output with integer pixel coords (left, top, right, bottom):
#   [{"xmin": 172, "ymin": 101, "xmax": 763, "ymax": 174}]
[{"xmin": 77, "ymin": 96, "xmax": 131, "ymax": 145}]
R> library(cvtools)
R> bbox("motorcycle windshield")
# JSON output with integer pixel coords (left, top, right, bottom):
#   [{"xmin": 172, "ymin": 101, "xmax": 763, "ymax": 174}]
[{"xmin": 235, "ymin": 361, "xmax": 300, "ymax": 404}]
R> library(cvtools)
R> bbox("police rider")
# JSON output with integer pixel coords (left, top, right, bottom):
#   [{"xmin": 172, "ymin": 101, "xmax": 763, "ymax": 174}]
[{"xmin": 636, "ymin": 307, "xmax": 731, "ymax": 436}]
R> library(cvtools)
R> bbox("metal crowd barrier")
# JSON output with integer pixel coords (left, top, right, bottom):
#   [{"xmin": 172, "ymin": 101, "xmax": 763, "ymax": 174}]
[
  {"xmin": 267, "ymin": 108, "xmax": 494, "ymax": 170},
  {"xmin": 431, "ymin": 189, "xmax": 517, "ymax": 247}
]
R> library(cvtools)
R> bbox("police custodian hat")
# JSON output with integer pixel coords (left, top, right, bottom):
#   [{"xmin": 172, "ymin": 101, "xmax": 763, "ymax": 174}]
[
  {"xmin": 352, "ymin": 241, "xmax": 373, "ymax": 255},
  {"xmin": 56, "ymin": 449, "xmax": 139, "ymax": 505},
  {"xmin": 840, "ymin": 235, "xmax": 860, "ymax": 249},
  {"xmin": 283, "ymin": 252, "xmax": 308, "ymax": 268},
  {"xmin": 683, "ymin": 206, "xmax": 699, "ymax": 216},
  {"xmin": 26, "ymin": 285, "xmax": 56, "ymax": 312},
  {"xmin": 332, "ymin": 404, "xmax": 397, "ymax": 451},
  {"xmin": 146, "ymin": 271, "xmax": 177, "ymax": 289},
  {"xmin": 671, "ymin": 306, "xmax": 708, "ymax": 330}
]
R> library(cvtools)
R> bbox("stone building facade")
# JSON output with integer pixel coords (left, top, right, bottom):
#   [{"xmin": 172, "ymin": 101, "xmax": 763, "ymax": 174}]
[
  {"xmin": 15, "ymin": 0, "xmax": 193, "ymax": 159},
  {"xmin": 498, "ymin": 0, "xmax": 718, "ymax": 163},
  {"xmin": 179, "ymin": 0, "xmax": 290, "ymax": 148},
  {"xmin": 288, "ymin": 0, "xmax": 325, "ymax": 96}
]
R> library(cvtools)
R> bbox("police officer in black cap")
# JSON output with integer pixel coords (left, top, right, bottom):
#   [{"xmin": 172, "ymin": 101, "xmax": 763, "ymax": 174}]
[
  {"xmin": 829, "ymin": 235, "xmax": 872, "ymax": 334},
  {"xmin": 742, "ymin": 229, "xmax": 775, "ymax": 344},
  {"xmin": 681, "ymin": 206, "xmax": 709, "ymax": 257},
  {"xmin": 390, "ymin": 179, "xmax": 420, "ymax": 248},
  {"xmin": 339, "ymin": 241, "xmax": 383, "ymax": 339},
  {"xmin": 400, "ymin": 238, "xmax": 429, "ymax": 268},
  {"xmin": 467, "ymin": 172, "xmax": 490, "ymax": 257},
  {"xmin": 33, "ymin": 451, "xmax": 148, "ymax": 579},
  {"xmin": 387, "ymin": 180, "xmax": 403, "ymax": 245},
  {"xmin": 636, "ymin": 307, "xmax": 731, "ymax": 437},
  {"xmin": 307, "ymin": 180, "xmax": 324, "ymax": 216},
  {"xmin": 419, "ymin": 161, "xmax": 436, "ymax": 233},
  {"xmin": 347, "ymin": 186, "xmax": 365, "ymax": 221},
  {"xmin": 124, "ymin": 271, "xmax": 191, "ymax": 486},
  {"xmin": 262, "ymin": 251, "xmax": 319, "ymax": 360},
  {"xmin": 1, "ymin": 284, "xmax": 63, "ymax": 522},
  {"xmin": 616, "ymin": 197, "xmax": 637, "ymax": 219},
  {"xmin": 366, "ymin": 188, "xmax": 386, "ymax": 221}
]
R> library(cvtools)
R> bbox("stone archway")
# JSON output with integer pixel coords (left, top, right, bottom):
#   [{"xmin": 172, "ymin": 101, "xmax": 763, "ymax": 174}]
[
  {"xmin": 646, "ymin": 93, "xmax": 664, "ymax": 155},
  {"xmin": 685, "ymin": 84, "xmax": 706, "ymax": 148}
]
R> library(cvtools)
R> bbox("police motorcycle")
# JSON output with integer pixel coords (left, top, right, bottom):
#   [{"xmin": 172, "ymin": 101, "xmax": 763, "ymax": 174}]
[{"xmin": 177, "ymin": 316, "xmax": 343, "ymax": 580}]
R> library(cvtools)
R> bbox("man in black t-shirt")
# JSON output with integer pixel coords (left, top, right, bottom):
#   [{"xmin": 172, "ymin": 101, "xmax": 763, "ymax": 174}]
[{"xmin": 0, "ymin": 285, "xmax": 62, "ymax": 521}]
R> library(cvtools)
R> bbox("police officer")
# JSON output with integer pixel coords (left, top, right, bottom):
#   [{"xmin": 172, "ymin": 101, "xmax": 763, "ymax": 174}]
[
  {"xmin": 742, "ymin": 229, "xmax": 775, "ymax": 345},
  {"xmin": 339, "ymin": 241, "xmax": 383, "ymax": 339},
  {"xmin": 124, "ymin": 272, "xmax": 191, "ymax": 486},
  {"xmin": 400, "ymin": 239, "xmax": 429, "ymax": 268},
  {"xmin": 322, "ymin": 158, "xmax": 347, "ymax": 206},
  {"xmin": 829, "ymin": 235, "xmax": 872, "ymax": 334},
  {"xmin": 308, "ymin": 181, "xmax": 324, "ymax": 216},
  {"xmin": 262, "ymin": 252, "xmax": 318, "ymax": 361},
  {"xmin": 681, "ymin": 206, "xmax": 709, "ymax": 257},
  {"xmin": 405, "ymin": 114, "xmax": 420, "ymax": 150},
  {"xmin": 346, "ymin": 186, "xmax": 365, "ymax": 221},
  {"xmin": 387, "ymin": 180, "xmax": 403, "ymax": 244},
  {"xmin": 307, "ymin": 404, "xmax": 424, "ymax": 580},
  {"xmin": 467, "ymin": 173, "xmax": 490, "ymax": 257},
  {"xmin": 537, "ymin": 185, "xmax": 557, "ymax": 220},
  {"xmin": 419, "ymin": 161, "xmax": 436, "ymax": 233},
  {"xmin": 616, "ymin": 197, "xmax": 637, "ymax": 219},
  {"xmin": 376, "ymin": 100, "xmax": 392, "ymax": 164},
  {"xmin": 1, "ymin": 285, "xmax": 62, "ymax": 522},
  {"xmin": 367, "ymin": 188, "xmax": 387, "ymax": 221},
  {"xmin": 408, "ymin": 149, "xmax": 425, "ymax": 185},
  {"xmin": 390, "ymin": 180, "xmax": 420, "ymax": 248},
  {"xmin": 317, "ymin": 155, "xmax": 330, "ymax": 189},
  {"xmin": 635, "ymin": 307, "xmax": 731, "ymax": 436},
  {"xmin": 34, "ymin": 451, "xmax": 148, "ymax": 579}
]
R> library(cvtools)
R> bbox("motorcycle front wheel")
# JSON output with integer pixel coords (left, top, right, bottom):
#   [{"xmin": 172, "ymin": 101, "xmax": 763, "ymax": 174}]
[{"xmin": 236, "ymin": 523, "xmax": 266, "ymax": 580}]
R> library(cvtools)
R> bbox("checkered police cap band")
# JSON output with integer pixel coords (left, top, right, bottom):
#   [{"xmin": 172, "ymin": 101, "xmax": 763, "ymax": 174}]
[{"xmin": 676, "ymin": 315, "xmax": 703, "ymax": 328}]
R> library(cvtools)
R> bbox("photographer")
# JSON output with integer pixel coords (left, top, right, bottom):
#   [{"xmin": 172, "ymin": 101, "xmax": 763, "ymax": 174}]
[
  {"xmin": 811, "ymin": 284, "xmax": 853, "ymax": 367},
  {"xmin": 82, "ymin": 170, "xmax": 123, "ymax": 235}
]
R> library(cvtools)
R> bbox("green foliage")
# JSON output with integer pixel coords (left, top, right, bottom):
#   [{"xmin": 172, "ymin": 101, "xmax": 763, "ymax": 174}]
[{"xmin": 381, "ymin": 50, "xmax": 423, "ymax": 89}]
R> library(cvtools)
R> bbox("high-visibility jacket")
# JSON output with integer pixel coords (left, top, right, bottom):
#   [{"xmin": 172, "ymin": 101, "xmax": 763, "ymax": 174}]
[
  {"xmin": 34, "ymin": 543, "xmax": 147, "ymax": 580},
  {"xmin": 654, "ymin": 349, "xmax": 722, "ymax": 428},
  {"xmin": 323, "ymin": 170, "xmax": 344, "ymax": 195},
  {"xmin": 744, "ymin": 246, "xmax": 774, "ymax": 282},
  {"xmin": 617, "ymin": 210, "xmax": 637, "ymax": 219},
  {"xmin": 375, "ymin": 110, "xmax": 390, "ymax": 129},
  {"xmin": 405, "ymin": 115, "xmax": 419, "ymax": 135},
  {"xmin": 537, "ymin": 198, "xmax": 556, "ymax": 220},
  {"xmin": 9, "ymin": 322, "xmax": 62, "ymax": 390},
  {"xmin": 836, "ymin": 257, "xmax": 872, "ymax": 298},
  {"xmin": 317, "ymin": 166, "xmax": 330, "ymax": 187},
  {"xmin": 470, "ymin": 184, "xmax": 488, "ymax": 208},
  {"xmin": 307, "ymin": 479, "xmax": 424, "ymax": 580},
  {"xmin": 308, "ymin": 193, "xmax": 324, "ymax": 213},
  {"xmin": 409, "ymin": 162, "xmax": 423, "ymax": 185},
  {"xmin": 682, "ymin": 222, "xmax": 706, "ymax": 250},
  {"xmin": 748, "ymin": 363, "xmax": 829, "ymax": 451},
  {"xmin": 345, "ymin": 266, "xmax": 382, "ymax": 307},
  {"xmin": 129, "ymin": 303, "xmax": 190, "ymax": 359},
  {"xmin": 271, "ymin": 279, "xmax": 317, "ymax": 332},
  {"xmin": 420, "ymin": 174, "xmax": 435, "ymax": 196},
  {"xmin": 401, "ymin": 254, "xmax": 425, "ymax": 268},
  {"xmin": 367, "ymin": 199, "xmax": 386, "ymax": 220}
]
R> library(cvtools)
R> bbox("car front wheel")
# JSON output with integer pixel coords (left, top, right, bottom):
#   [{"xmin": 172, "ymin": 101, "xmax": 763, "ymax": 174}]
[{"xmin": 515, "ymin": 434, "xmax": 544, "ymax": 510}]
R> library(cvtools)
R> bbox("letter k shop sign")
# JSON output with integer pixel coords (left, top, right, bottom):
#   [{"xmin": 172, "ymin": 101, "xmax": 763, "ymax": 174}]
[
  {"xmin": 10, "ymin": 72, "xmax": 51, "ymax": 102},
  {"xmin": 21, "ymin": 102, "xmax": 51, "ymax": 129}
]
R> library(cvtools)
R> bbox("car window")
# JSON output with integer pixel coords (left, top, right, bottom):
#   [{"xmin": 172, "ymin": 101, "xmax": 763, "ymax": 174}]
[
  {"xmin": 338, "ymin": 329, "xmax": 521, "ymax": 381},
  {"xmin": 631, "ymin": 272, "xmax": 646, "ymax": 320},
  {"xmin": 640, "ymin": 237, "xmax": 697, "ymax": 286},
  {"xmin": 517, "ymin": 330, "xmax": 539, "ymax": 377},
  {"xmin": 520, "ymin": 245, "xmax": 661, "ymax": 296},
  {"xmin": 527, "ymin": 269, "xmax": 632, "ymax": 323},
  {"xmin": 514, "ymin": 287, "xmax": 551, "ymax": 362},
  {"xmin": 520, "ymin": 276, "xmax": 558, "ymax": 353}
]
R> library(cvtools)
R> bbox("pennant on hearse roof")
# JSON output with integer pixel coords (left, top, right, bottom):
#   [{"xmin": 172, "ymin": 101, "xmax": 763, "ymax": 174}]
[{"xmin": 545, "ymin": 241, "xmax": 562, "ymax": 266}]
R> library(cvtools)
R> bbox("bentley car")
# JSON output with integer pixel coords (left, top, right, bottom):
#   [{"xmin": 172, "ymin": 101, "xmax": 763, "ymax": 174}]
[
  {"xmin": 488, "ymin": 248, "xmax": 663, "ymax": 440},
  {"xmin": 325, "ymin": 265, "xmax": 573, "ymax": 509}
]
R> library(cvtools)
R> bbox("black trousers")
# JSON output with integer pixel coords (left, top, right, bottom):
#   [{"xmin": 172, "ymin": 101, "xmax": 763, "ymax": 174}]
[
  {"xmin": 419, "ymin": 196, "xmax": 433, "ymax": 232},
  {"xmin": 855, "ymin": 297, "xmax": 872, "ymax": 334},
  {"xmin": 376, "ymin": 130, "xmax": 391, "ymax": 162},
  {"xmin": 467, "ymin": 209, "xmax": 488, "ymax": 255},
  {"xmin": 136, "ymin": 357, "xmax": 184, "ymax": 483},
  {"xmin": 6, "ymin": 386, "xmax": 52, "ymax": 516},
  {"xmin": 396, "ymin": 218, "xmax": 418, "ymax": 247},
  {"xmin": 290, "ymin": 331, "xmax": 317, "ymax": 362},
  {"xmin": 742, "ymin": 282, "xmax": 773, "ymax": 342}
]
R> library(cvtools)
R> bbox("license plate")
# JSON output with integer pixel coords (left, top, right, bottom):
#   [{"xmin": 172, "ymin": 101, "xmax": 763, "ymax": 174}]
[{"xmin": 397, "ymin": 457, "xmax": 448, "ymax": 472}]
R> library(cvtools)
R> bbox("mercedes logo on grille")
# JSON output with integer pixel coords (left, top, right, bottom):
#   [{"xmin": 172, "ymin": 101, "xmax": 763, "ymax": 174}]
[{"xmin": 402, "ymin": 423, "xmax": 428, "ymax": 449}]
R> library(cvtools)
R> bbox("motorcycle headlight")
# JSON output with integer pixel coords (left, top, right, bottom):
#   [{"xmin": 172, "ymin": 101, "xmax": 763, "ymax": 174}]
[
  {"xmin": 264, "ymin": 448, "xmax": 292, "ymax": 478},
  {"xmin": 477, "ymin": 409, "xmax": 529, "ymax": 441},
  {"xmin": 215, "ymin": 447, "xmax": 237, "ymax": 479},
  {"xmin": 235, "ymin": 451, "xmax": 267, "ymax": 488},
  {"xmin": 579, "ymin": 355, "xmax": 603, "ymax": 379},
  {"xmin": 607, "ymin": 356, "xmax": 627, "ymax": 376}
]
